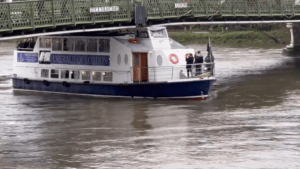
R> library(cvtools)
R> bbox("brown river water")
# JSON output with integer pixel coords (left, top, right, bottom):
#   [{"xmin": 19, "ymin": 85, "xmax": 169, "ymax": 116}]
[{"xmin": 1, "ymin": 41, "xmax": 300, "ymax": 169}]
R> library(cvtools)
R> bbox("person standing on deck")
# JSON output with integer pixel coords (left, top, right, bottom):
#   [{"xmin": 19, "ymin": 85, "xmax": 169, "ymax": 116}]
[
  {"xmin": 186, "ymin": 53, "xmax": 194, "ymax": 78},
  {"xmin": 194, "ymin": 51, "xmax": 203, "ymax": 75}
]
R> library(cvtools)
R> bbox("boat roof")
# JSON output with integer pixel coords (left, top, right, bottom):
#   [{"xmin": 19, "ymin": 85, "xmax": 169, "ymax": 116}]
[{"xmin": 115, "ymin": 38, "xmax": 152, "ymax": 52}]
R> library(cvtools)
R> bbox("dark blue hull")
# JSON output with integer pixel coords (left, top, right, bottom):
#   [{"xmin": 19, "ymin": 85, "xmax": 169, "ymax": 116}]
[{"xmin": 12, "ymin": 78, "xmax": 214, "ymax": 99}]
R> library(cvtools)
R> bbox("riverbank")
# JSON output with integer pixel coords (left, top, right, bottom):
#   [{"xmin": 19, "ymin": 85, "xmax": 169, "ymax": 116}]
[{"xmin": 169, "ymin": 30, "xmax": 290, "ymax": 48}]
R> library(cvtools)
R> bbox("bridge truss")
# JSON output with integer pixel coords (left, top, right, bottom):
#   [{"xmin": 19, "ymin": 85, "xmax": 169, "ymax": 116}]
[{"xmin": 0, "ymin": 0, "xmax": 300, "ymax": 38}]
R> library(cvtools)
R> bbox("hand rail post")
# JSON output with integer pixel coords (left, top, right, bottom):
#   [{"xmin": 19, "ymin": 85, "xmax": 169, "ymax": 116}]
[
  {"xmin": 233, "ymin": 0, "xmax": 236, "ymax": 16},
  {"xmin": 30, "ymin": 1, "xmax": 34, "ymax": 29},
  {"xmin": 109, "ymin": 0, "xmax": 113, "ymax": 22},
  {"xmin": 127, "ymin": 0, "xmax": 131, "ymax": 20},
  {"xmin": 205, "ymin": 0, "xmax": 208, "ymax": 16},
  {"xmin": 51, "ymin": 0, "xmax": 55, "ymax": 27},
  {"xmin": 159, "ymin": 0, "xmax": 163, "ymax": 19},
  {"xmin": 244, "ymin": 0, "xmax": 248, "ymax": 16},
  {"xmin": 91, "ymin": 0, "xmax": 95, "ymax": 24},
  {"xmin": 71, "ymin": 0, "xmax": 75, "ymax": 25},
  {"xmin": 7, "ymin": 3, "xmax": 13, "ymax": 31},
  {"xmin": 171, "ymin": 66, "xmax": 174, "ymax": 80},
  {"xmin": 257, "ymin": 0, "xmax": 261, "ymax": 16},
  {"xmin": 292, "ymin": 1, "xmax": 295, "ymax": 16},
  {"xmin": 268, "ymin": 0, "xmax": 272, "ymax": 16},
  {"xmin": 280, "ymin": 0, "xmax": 284, "ymax": 15}
]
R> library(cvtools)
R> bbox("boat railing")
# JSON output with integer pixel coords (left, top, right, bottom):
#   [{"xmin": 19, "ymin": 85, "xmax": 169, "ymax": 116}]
[{"xmin": 131, "ymin": 63, "xmax": 215, "ymax": 83}]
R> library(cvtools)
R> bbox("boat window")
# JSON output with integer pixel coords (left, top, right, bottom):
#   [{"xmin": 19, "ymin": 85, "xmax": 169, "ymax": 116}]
[
  {"xmin": 63, "ymin": 38, "xmax": 74, "ymax": 51},
  {"xmin": 103, "ymin": 72, "xmax": 112, "ymax": 81},
  {"xmin": 150, "ymin": 29, "xmax": 167, "ymax": 38},
  {"xmin": 81, "ymin": 70, "xmax": 91, "ymax": 81},
  {"xmin": 41, "ymin": 69, "xmax": 49, "ymax": 78},
  {"xmin": 75, "ymin": 38, "xmax": 86, "ymax": 52},
  {"xmin": 157, "ymin": 55, "xmax": 163, "ymax": 66},
  {"xmin": 99, "ymin": 39, "xmax": 110, "ymax": 52},
  {"xmin": 40, "ymin": 38, "xmax": 51, "ymax": 48},
  {"xmin": 134, "ymin": 55, "xmax": 139, "ymax": 66},
  {"xmin": 87, "ymin": 39, "xmax": 97, "ymax": 52},
  {"xmin": 51, "ymin": 69, "xmax": 59, "ymax": 78},
  {"xmin": 70, "ymin": 70, "xmax": 79, "ymax": 80},
  {"xmin": 52, "ymin": 38, "xmax": 63, "ymax": 51},
  {"xmin": 61, "ymin": 70, "xmax": 69, "ymax": 79},
  {"xmin": 124, "ymin": 54, "xmax": 128, "ymax": 65},
  {"xmin": 92, "ymin": 71, "xmax": 102, "ymax": 81},
  {"xmin": 139, "ymin": 31, "xmax": 149, "ymax": 38}
]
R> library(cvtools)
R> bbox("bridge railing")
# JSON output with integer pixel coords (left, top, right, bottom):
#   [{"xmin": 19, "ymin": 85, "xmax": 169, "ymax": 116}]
[{"xmin": 0, "ymin": 0, "xmax": 299, "ymax": 34}]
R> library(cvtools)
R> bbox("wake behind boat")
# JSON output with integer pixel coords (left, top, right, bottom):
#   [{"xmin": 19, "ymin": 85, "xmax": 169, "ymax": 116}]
[{"xmin": 12, "ymin": 27, "xmax": 215, "ymax": 100}]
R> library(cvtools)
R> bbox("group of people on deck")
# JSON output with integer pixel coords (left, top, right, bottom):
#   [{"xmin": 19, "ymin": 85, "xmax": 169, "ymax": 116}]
[
  {"xmin": 185, "ymin": 50, "xmax": 214, "ymax": 77},
  {"xmin": 17, "ymin": 38, "xmax": 35, "ymax": 49}
]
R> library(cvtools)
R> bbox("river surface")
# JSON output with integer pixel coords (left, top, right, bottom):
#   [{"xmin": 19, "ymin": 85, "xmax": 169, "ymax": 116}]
[{"xmin": 1, "ymin": 42, "xmax": 300, "ymax": 169}]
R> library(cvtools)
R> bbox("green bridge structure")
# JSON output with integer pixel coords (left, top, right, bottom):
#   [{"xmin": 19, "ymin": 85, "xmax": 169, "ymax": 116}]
[{"xmin": 1, "ymin": 0, "xmax": 300, "ymax": 55}]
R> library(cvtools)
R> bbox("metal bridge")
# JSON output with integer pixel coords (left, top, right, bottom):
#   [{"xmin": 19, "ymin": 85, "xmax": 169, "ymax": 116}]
[{"xmin": 1, "ymin": 0, "xmax": 300, "ymax": 39}]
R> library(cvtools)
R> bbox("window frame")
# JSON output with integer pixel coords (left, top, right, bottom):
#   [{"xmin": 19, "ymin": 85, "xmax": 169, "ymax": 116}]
[
  {"xmin": 86, "ymin": 38, "xmax": 98, "ymax": 53},
  {"xmin": 103, "ymin": 71, "xmax": 113, "ymax": 82},
  {"xmin": 81, "ymin": 70, "xmax": 91, "ymax": 81},
  {"xmin": 63, "ymin": 38, "xmax": 75, "ymax": 52},
  {"xmin": 50, "ymin": 69, "xmax": 60, "ymax": 79},
  {"xmin": 52, "ymin": 38, "xmax": 63, "ymax": 51},
  {"xmin": 75, "ymin": 38, "xmax": 87, "ymax": 52},
  {"xmin": 70, "ymin": 70, "xmax": 80, "ymax": 80},
  {"xmin": 41, "ymin": 69, "xmax": 49, "ymax": 78},
  {"xmin": 39, "ymin": 37, "xmax": 52, "ymax": 49},
  {"xmin": 60, "ymin": 69, "xmax": 70, "ymax": 79},
  {"xmin": 92, "ymin": 71, "xmax": 102, "ymax": 81}
]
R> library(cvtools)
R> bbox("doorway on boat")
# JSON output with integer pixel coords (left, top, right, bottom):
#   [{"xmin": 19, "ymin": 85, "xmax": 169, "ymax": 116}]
[{"xmin": 133, "ymin": 53, "xmax": 148, "ymax": 83}]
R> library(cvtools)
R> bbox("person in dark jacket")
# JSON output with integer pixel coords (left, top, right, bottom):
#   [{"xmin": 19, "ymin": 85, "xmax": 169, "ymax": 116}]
[
  {"xmin": 194, "ymin": 51, "xmax": 203, "ymax": 75},
  {"xmin": 186, "ymin": 53, "xmax": 194, "ymax": 77},
  {"xmin": 205, "ymin": 48, "xmax": 215, "ymax": 75}
]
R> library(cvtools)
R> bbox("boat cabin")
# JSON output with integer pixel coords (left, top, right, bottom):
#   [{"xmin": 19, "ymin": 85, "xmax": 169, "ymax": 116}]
[{"xmin": 13, "ymin": 27, "xmax": 209, "ymax": 85}]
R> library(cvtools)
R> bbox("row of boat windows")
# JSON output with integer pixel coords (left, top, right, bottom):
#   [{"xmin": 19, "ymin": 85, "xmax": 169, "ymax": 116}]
[
  {"xmin": 41, "ymin": 69, "xmax": 113, "ymax": 82},
  {"xmin": 39, "ymin": 38, "xmax": 110, "ymax": 53}
]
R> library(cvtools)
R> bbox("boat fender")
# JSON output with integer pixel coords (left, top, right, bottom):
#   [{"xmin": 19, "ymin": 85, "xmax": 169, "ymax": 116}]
[
  {"xmin": 128, "ymin": 39, "xmax": 140, "ymax": 44},
  {"xmin": 23, "ymin": 78, "xmax": 30, "ymax": 84},
  {"xmin": 169, "ymin": 54, "xmax": 179, "ymax": 64},
  {"xmin": 42, "ymin": 80, "xmax": 50, "ymax": 86},
  {"xmin": 62, "ymin": 81, "xmax": 69, "ymax": 87}
]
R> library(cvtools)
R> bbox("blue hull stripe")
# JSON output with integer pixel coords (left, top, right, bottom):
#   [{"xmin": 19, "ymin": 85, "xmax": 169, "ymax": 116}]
[{"xmin": 13, "ymin": 78, "xmax": 214, "ymax": 98}]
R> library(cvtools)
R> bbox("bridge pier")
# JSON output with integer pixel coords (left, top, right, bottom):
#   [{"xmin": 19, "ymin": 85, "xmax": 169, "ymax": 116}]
[{"xmin": 282, "ymin": 23, "xmax": 300, "ymax": 56}]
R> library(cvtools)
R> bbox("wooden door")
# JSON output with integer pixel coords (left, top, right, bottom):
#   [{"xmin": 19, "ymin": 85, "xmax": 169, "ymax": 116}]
[
  {"xmin": 140, "ymin": 53, "xmax": 148, "ymax": 82},
  {"xmin": 132, "ymin": 53, "xmax": 148, "ymax": 83}
]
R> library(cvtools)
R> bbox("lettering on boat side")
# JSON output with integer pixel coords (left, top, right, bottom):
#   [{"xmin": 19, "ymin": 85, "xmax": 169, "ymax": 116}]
[
  {"xmin": 50, "ymin": 54, "xmax": 110, "ymax": 66},
  {"xmin": 17, "ymin": 53, "xmax": 38, "ymax": 63}
]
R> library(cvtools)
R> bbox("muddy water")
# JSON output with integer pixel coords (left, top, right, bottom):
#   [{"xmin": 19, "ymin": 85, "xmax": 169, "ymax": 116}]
[{"xmin": 1, "ymin": 42, "xmax": 300, "ymax": 168}]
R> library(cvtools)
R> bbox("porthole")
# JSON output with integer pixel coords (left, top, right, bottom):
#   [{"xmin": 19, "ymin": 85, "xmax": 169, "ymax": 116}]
[
  {"xmin": 118, "ymin": 54, "xmax": 121, "ymax": 65},
  {"xmin": 124, "ymin": 54, "xmax": 128, "ymax": 65},
  {"xmin": 157, "ymin": 55, "xmax": 163, "ymax": 66}
]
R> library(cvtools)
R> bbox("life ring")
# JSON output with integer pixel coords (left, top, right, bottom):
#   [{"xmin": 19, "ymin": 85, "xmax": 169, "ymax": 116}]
[
  {"xmin": 169, "ymin": 54, "xmax": 179, "ymax": 64},
  {"xmin": 128, "ymin": 39, "xmax": 140, "ymax": 44},
  {"xmin": 62, "ymin": 81, "xmax": 69, "ymax": 87},
  {"xmin": 23, "ymin": 78, "xmax": 30, "ymax": 84},
  {"xmin": 42, "ymin": 80, "xmax": 50, "ymax": 86}
]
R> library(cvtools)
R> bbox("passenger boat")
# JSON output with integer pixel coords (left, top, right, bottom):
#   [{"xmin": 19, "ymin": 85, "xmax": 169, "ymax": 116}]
[{"xmin": 12, "ymin": 27, "xmax": 215, "ymax": 100}]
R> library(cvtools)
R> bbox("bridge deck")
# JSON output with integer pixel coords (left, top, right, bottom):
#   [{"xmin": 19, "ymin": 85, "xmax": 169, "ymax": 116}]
[{"xmin": 0, "ymin": 0, "xmax": 299, "ymax": 36}]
